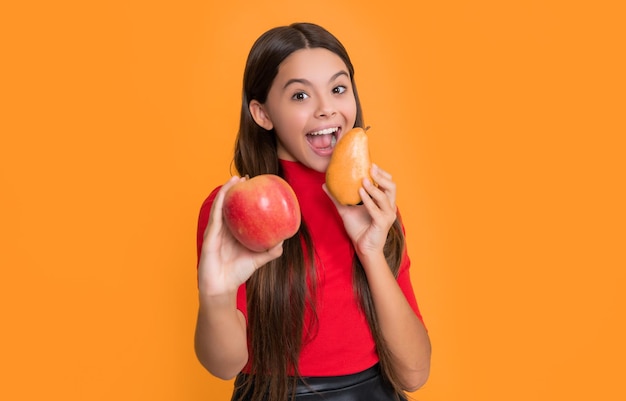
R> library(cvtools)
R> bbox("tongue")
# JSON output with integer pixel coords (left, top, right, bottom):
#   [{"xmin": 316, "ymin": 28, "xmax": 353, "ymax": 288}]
[{"xmin": 308, "ymin": 134, "xmax": 333, "ymax": 149}]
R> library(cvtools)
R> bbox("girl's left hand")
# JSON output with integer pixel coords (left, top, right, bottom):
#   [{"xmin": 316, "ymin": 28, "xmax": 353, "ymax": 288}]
[{"xmin": 323, "ymin": 163, "xmax": 398, "ymax": 257}]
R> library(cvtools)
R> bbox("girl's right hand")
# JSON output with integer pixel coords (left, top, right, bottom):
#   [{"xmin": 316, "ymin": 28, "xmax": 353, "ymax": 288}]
[{"xmin": 197, "ymin": 176, "xmax": 284, "ymax": 297}]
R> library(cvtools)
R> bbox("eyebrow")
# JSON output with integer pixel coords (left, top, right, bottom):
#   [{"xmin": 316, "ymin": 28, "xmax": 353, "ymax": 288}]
[{"xmin": 283, "ymin": 70, "xmax": 350, "ymax": 89}]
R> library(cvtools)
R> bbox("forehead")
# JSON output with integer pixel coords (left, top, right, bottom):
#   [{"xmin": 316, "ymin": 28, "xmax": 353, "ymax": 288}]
[{"xmin": 274, "ymin": 48, "xmax": 350, "ymax": 83}]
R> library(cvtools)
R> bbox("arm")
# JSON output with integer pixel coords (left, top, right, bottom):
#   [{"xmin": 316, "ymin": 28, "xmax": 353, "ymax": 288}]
[
  {"xmin": 194, "ymin": 291, "xmax": 248, "ymax": 380},
  {"xmin": 358, "ymin": 250, "xmax": 431, "ymax": 391},
  {"xmin": 194, "ymin": 176, "xmax": 284, "ymax": 379},
  {"xmin": 324, "ymin": 164, "xmax": 431, "ymax": 391}
]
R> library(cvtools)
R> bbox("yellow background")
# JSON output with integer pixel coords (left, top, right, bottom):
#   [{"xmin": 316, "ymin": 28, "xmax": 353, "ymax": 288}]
[{"xmin": 1, "ymin": 1, "xmax": 624, "ymax": 400}]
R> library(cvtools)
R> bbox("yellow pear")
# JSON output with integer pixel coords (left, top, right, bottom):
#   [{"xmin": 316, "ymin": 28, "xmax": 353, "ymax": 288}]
[{"xmin": 326, "ymin": 127, "xmax": 373, "ymax": 205}]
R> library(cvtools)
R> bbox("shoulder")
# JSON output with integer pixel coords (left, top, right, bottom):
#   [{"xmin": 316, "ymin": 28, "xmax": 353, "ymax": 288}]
[
  {"xmin": 200, "ymin": 185, "xmax": 223, "ymax": 211},
  {"xmin": 198, "ymin": 185, "xmax": 224, "ymax": 227},
  {"xmin": 198, "ymin": 185, "xmax": 223, "ymax": 227}
]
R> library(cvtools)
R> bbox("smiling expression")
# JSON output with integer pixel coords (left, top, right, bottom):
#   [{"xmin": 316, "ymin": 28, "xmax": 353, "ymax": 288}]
[{"xmin": 249, "ymin": 47, "xmax": 358, "ymax": 173}]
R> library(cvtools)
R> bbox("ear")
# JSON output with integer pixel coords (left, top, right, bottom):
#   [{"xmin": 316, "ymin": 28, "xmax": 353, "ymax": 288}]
[{"xmin": 249, "ymin": 100, "xmax": 274, "ymax": 130}]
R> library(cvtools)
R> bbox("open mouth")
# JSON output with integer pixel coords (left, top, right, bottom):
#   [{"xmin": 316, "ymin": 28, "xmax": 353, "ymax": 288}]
[{"xmin": 306, "ymin": 127, "xmax": 339, "ymax": 153}]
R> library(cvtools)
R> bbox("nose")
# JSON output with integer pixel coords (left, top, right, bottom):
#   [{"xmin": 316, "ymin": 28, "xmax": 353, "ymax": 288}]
[{"xmin": 315, "ymin": 95, "xmax": 336, "ymax": 118}]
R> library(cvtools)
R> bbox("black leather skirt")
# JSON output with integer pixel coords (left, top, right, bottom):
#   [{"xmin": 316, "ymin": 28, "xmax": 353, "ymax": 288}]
[{"xmin": 231, "ymin": 364, "xmax": 406, "ymax": 401}]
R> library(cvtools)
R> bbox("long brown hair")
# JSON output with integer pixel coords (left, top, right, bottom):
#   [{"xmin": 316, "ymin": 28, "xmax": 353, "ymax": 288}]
[{"xmin": 232, "ymin": 22, "xmax": 406, "ymax": 401}]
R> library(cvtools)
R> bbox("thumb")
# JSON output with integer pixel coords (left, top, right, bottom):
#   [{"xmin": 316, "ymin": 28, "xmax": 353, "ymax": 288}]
[
  {"xmin": 322, "ymin": 184, "xmax": 342, "ymax": 209},
  {"xmin": 322, "ymin": 183, "xmax": 352, "ymax": 218}
]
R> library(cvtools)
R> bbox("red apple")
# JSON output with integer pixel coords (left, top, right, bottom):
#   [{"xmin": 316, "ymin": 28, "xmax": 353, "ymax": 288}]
[{"xmin": 222, "ymin": 174, "xmax": 301, "ymax": 252}]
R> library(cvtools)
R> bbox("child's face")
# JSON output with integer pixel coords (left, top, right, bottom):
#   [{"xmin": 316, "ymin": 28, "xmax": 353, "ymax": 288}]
[{"xmin": 252, "ymin": 47, "xmax": 358, "ymax": 173}]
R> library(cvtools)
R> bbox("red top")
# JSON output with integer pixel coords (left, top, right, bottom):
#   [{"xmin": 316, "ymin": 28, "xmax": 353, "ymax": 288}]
[{"xmin": 196, "ymin": 159, "xmax": 423, "ymax": 376}]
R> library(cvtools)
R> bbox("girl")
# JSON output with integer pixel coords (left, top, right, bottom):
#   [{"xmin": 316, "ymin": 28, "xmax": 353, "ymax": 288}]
[{"xmin": 195, "ymin": 22, "xmax": 431, "ymax": 401}]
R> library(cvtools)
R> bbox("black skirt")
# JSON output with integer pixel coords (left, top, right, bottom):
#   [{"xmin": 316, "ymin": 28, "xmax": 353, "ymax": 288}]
[{"xmin": 231, "ymin": 364, "xmax": 406, "ymax": 401}]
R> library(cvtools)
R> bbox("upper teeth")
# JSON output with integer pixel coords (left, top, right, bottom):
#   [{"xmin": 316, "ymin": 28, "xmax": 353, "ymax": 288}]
[{"xmin": 309, "ymin": 127, "xmax": 338, "ymax": 136}]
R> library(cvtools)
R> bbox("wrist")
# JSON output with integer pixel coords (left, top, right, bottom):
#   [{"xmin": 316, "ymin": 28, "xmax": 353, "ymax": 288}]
[
  {"xmin": 356, "ymin": 249, "xmax": 387, "ymax": 270},
  {"xmin": 198, "ymin": 289, "xmax": 238, "ymax": 310}
]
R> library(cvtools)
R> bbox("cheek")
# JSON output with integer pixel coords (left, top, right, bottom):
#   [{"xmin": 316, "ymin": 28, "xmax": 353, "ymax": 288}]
[
  {"xmin": 272, "ymin": 111, "xmax": 308, "ymax": 144},
  {"xmin": 274, "ymin": 100, "xmax": 308, "ymax": 123},
  {"xmin": 343, "ymin": 100, "xmax": 358, "ymax": 126}
]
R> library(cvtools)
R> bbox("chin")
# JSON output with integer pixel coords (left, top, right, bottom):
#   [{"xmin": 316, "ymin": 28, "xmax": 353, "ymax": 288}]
[
  {"xmin": 292, "ymin": 148, "xmax": 332, "ymax": 173},
  {"xmin": 313, "ymin": 159, "xmax": 331, "ymax": 173}
]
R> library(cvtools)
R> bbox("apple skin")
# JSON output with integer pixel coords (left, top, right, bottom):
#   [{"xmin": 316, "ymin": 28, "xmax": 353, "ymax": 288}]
[{"xmin": 222, "ymin": 174, "xmax": 301, "ymax": 252}]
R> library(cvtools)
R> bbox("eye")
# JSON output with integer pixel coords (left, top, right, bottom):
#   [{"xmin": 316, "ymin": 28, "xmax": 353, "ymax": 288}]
[
  {"xmin": 333, "ymin": 85, "xmax": 347, "ymax": 94},
  {"xmin": 292, "ymin": 92, "xmax": 309, "ymax": 101}
]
